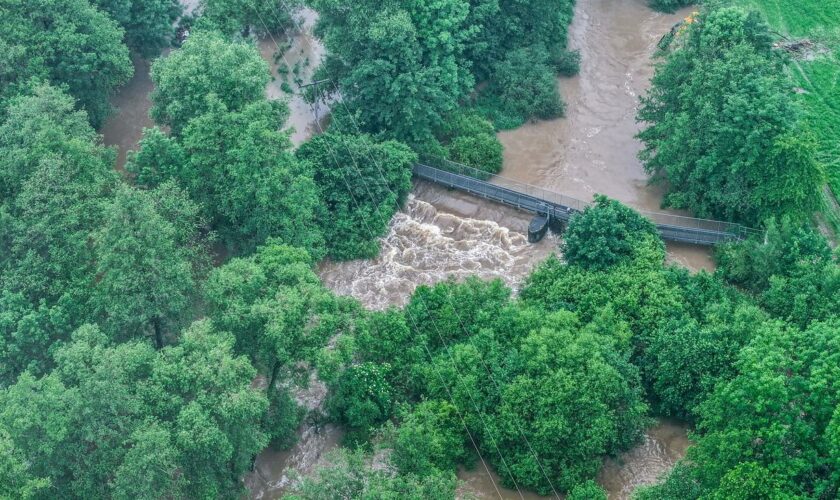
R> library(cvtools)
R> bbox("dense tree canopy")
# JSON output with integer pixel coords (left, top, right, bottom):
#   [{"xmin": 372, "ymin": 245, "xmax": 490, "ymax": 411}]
[
  {"xmin": 562, "ymin": 195, "xmax": 663, "ymax": 271},
  {"xmin": 637, "ymin": 6, "xmax": 825, "ymax": 224},
  {"xmin": 0, "ymin": 322, "xmax": 269, "ymax": 498},
  {"xmin": 91, "ymin": 0, "xmax": 181, "ymax": 56},
  {"xmin": 296, "ymin": 133, "xmax": 415, "ymax": 260},
  {"xmin": 313, "ymin": 0, "xmax": 475, "ymax": 146},
  {"xmin": 0, "ymin": 0, "xmax": 133, "ymax": 127},
  {"xmin": 150, "ymin": 29, "xmax": 270, "ymax": 135},
  {"xmin": 196, "ymin": 0, "xmax": 302, "ymax": 36}
]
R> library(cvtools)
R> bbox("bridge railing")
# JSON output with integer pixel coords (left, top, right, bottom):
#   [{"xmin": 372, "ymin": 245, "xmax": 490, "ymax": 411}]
[{"xmin": 417, "ymin": 156, "xmax": 762, "ymax": 239}]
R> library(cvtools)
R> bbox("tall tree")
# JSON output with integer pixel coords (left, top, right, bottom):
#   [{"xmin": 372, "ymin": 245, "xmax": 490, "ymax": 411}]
[
  {"xmin": 92, "ymin": 0, "xmax": 182, "ymax": 57},
  {"xmin": 296, "ymin": 133, "xmax": 415, "ymax": 260},
  {"xmin": 196, "ymin": 0, "xmax": 302, "ymax": 37},
  {"xmin": 0, "ymin": 0, "xmax": 133, "ymax": 127},
  {"xmin": 205, "ymin": 242, "xmax": 358, "ymax": 439},
  {"xmin": 92, "ymin": 185, "xmax": 201, "ymax": 347},
  {"xmin": 179, "ymin": 97, "xmax": 324, "ymax": 253},
  {"xmin": 0, "ymin": 321, "xmax": 269, "ymax": 498},
  {"xmin": 0, "ymin": 86, "xmax": 118, "ymax": 384},
  {"xmin": 637, "ymin": 7, "xmax": 825, "ymax": 224},
  {"xmin": 150, "ymin": 29, "xmax": 270, "ymax": 135}
]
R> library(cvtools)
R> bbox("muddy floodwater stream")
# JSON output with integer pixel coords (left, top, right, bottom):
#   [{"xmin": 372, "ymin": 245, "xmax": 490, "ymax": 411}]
[{"xmin": 101, "ymin": 0, "xmax": 699, "ymax": 498}]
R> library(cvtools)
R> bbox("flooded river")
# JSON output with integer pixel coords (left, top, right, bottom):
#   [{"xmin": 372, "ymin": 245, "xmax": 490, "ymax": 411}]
[{"xmin": 101, "ymin": 0, "xmax": 698, "ymax": 498}]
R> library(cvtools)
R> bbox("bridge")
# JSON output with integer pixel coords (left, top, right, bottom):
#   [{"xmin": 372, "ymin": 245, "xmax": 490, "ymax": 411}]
[{"xmin": 412, "ymin": 159, "xmax": 761, "ymax": 246}]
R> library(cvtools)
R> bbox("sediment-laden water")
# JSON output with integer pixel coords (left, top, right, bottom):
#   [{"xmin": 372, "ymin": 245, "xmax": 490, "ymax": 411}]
[{"xmin": 100, "ymin": 1, "xmax": 698, "ymax": 497}]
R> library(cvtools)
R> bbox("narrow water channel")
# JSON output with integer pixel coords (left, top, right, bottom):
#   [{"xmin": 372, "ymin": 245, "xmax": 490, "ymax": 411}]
[{"xmin": 100, "ymin": 1, "xmax": 697, "ymax": 497}]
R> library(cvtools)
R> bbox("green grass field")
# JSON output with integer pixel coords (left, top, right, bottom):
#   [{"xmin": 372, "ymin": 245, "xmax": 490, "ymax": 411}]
[{"xmin": 735, "ymin": 0, "xmax": 840, "ymax": 206}]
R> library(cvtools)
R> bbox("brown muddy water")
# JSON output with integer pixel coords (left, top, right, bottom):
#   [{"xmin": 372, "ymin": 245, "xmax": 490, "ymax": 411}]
[{"xmin": 100, "ymin": 0, "xmax": 699, "ymax": 498}]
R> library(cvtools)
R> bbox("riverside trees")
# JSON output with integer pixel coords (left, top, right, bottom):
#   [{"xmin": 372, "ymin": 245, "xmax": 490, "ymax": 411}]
[{"xmin": 637, "ymin": 6, "xmax": 825, "ymax": 225}]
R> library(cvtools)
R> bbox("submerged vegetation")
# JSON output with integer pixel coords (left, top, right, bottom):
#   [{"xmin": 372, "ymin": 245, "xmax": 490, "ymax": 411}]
[{"xmin": 1, "ymin": 0, "xmax": 839, "ymax": 498}]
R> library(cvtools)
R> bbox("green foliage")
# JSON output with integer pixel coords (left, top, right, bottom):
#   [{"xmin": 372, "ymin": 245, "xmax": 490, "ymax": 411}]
[
  {"xmin": 637, "ymin": 6, "xmax": 825, "ymax": 224},
  {"xmin": 405, "ymin": 277, "xmax": 511, "ymax": 350},
  {"xmin": 717, "ymin": 219, "xmax": 840, "ymax": 327},
  {"xmin": 196, "ymin": 0, "xmax": 302, "ymax": 36},
  {"xmin": 0, "ymin": 0, "xmax": 133, "ymax": 127},
  {"xmin": 205, "ymin": 242, "xmax": 346, "ymax": 381},
  {"xmin": 563, "ymin": 195, "xmax": 663, "ymax": 271},
  {"xmin": 126, "ymin": 126, "xmax": 186, "ymax": 189},
  {"xmin": 289, "ymin": 448, "xmax": 458, "ymax": 499},
  {"xmin": 327, "ymin": 362, "xmax": 394, "ymax": 443},
  {"xmin": 296, "ymin": 133, "xmax": 415, "ymax": 260},
  {"xmin": 0, "ymin": 86, "xmax": 118, "ymax": 383},
  {"xmin": 568, "ymin": 480, "xmax": 607, "ymax": 500},
  {"xmin": 312, "ymin": 0, "xmax": 474, "ymax": 145},
  {"xmin": 476, "ymin": 45, "xmax": 565, "ymax": 129},
  {"xmin": 354, "ymin": 309, "xmax": 425, "ymax": 398},
  {"xmin": 716, "ymin": 217, "xmax": 833, "ymax": 293},
  {"xmin": 0, "ymin": 84, "xmax": 104, "ymax": 203},
  {"xmin": 651, "ymin": 319, "xmax": 840, "ymax": 497},
  {"xmin": 437, "ymin": 110, "xmax": 503, "ymax": 174},
  {"xmin": 0, "ymin": 321, "xmax": 269, "ymax": 498},
  {"xmin": 91, "ymin": 185, "xmax": 203, "ymax": 347},
  {"xmin": 92, "ymin": 0, "xmax": 182, "ymax": 56},
  {"xmin": 0, "ymin": 430, "xmax": 50, "ymax": 499},
  {"xmin": 391, "ymin": 400, "xmax": 469, "ymax": 476},
  {"xmin": 644, "ymin": 301, "xmax": 764, "ymax": 420},
  {"xmin": 178, "ymin": 98, "xmax": 324, "ymax": 254},
  {"xmin": 150, "ymin": 29, "xmax": 270, "ymax": 135}
]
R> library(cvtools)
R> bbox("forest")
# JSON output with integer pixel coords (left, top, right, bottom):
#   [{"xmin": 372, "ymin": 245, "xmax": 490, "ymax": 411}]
[{"xmin": 0, "ymin": 0, "xmax": 838, "ymax": 499}]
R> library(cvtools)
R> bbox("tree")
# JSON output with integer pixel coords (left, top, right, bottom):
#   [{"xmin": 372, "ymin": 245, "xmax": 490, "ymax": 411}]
[
  {"xmin": 289, "ymin": 448, "xmax": 458, "ymax": 499},
  {"xmin": 0, "ymin": 0, "xmax": 133, "ymax": 127},
  {"xmin": 92, "ymin": 0, "xmax": 182, "ymax": 57},
  {"xmin": 637, "ymin": 7, "xmax": 824, "ymax": 224},
  {"xmin": 205, "ymin": 242, "xmax": 357, "ymax": 440},
  {"xmin": 179, "ymin": 97, "xmax": 324, "ymax": 253},
  {"xmin": 92, "ymin": 185, "xmax": 199, "ymax": 347},
  {"xmin": 562, "ymin": 195, "xmax": 663, "ymax": 270},
  {"xmin": 150, "ymin": 29, "xmax": 270, "ymax": 134},
  {"xmin": 567, "ymin": 480, "xmax": 607, "ymax": 500},
  {"xmin": 0, "ymin": 429, "xmax": 50, "ymax": 499},
  {"xmin": 716, "ymin": 217, "xmax": 833, "ymax": 294},
  {"xmin": 475, "ymin": 44, "xmax": 564, "ymax": 129},
  {"xmin": 296, "ymin": 133, "xmax": 415, "ymax": 260},
  {"xmin": 0, "ymin": 84, "xmax": 101, "ymax": 204},
  {"xmin": 649, "ymin": 319, "xmax": 840, "ymax": 497},
  {"xmin": 391, "ymin": 400, "xmax": 469, "ymax": 477},
  {"xmin": 0, "ymin": 86, "xmax": 117, "ymax": 384},
  {"xmin": 0, "ymin": 321, "xmax": 269, "ymax": 498},
  {"xmin": 126, "ymin": 127, "xmax": 186, "ymax": 188},
  {"xmin": 312, "ymin": 0, "xmax": 474, "ymax": 145},
  {"xmin": 327, "ymin": 362, "xmax": 394, "ymax": 443},
  {"xmin": 196, "ymin": 0, "xmax": 302, "ymax": 37}
]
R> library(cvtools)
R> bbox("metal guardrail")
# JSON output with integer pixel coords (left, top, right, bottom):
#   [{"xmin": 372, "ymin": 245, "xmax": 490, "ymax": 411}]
[{"xmin": 414, "ymin": 157, "xmax": 762, "ymax": 245}]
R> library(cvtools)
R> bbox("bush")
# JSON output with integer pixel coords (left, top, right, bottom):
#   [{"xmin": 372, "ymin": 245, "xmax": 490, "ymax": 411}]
[
  {"xmin": 447, "ymin": 133, "xmax": 503, "ymax": 174},
  {"xmin": 562, "ymin": 195, "xmax": 663, "ymax": 270},
  {"xmin": 391, "ymin": 400, "xmax": 468, "ymax": 477},
  {"xmin": 554, "ymin": 49, "xmax": 581, "ymax": 77},
  {"xmin": 477, "ymin": 45, "xmax": 564, "ymax": 129},
  {"xmin": 567, "ymin": 480, "xmax": 607, "ymax": 500}
]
